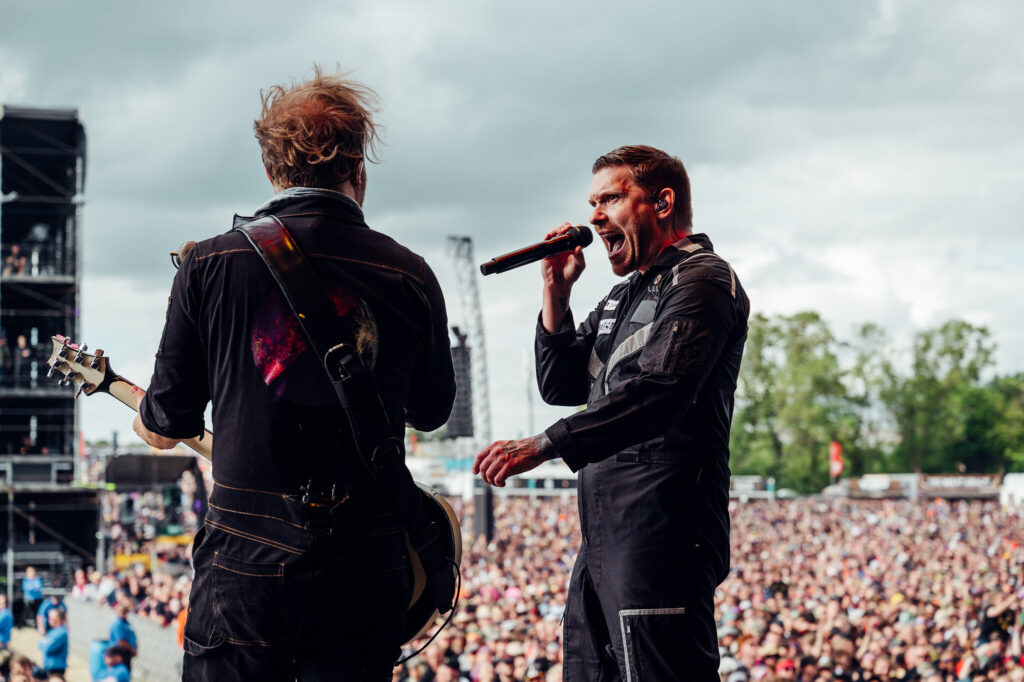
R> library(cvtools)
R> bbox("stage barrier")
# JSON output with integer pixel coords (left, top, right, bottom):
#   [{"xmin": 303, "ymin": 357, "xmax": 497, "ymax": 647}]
[{"xmin": 66, "ymin": 599, "xmax": 181, "ymax": 682}]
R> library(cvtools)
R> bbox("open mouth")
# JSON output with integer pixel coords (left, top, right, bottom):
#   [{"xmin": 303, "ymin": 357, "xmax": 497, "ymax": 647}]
[{"xmin": 602, "ymin": 233, "xmax": 626, "ymax": 258}]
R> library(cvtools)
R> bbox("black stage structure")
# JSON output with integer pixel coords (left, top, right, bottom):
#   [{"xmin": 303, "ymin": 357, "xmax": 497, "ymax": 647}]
[{"xmin": 1, "ymin": 105, "xmax": 98, "ymax": 617}]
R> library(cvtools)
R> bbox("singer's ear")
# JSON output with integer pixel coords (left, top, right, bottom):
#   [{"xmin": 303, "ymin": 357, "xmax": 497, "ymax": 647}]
[{"xmin": 653, "ymin": 189, "xmax": 674, "ymax": 215}]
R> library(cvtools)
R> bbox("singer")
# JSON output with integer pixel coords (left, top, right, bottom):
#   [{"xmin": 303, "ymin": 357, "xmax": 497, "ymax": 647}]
[{"xmin": 474, "ymin": 145, "xmax": 750, "ymax": 680}]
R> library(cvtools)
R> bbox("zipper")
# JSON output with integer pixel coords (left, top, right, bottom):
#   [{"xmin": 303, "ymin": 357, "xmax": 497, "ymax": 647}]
[{"xmin": 579, "ymin": 474, "xmax": 588, "ymax": 547}]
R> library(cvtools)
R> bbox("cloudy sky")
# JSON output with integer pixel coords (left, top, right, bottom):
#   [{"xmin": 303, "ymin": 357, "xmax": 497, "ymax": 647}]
[{"xmin": 2, "ymin": 0, "xmax": 1022, "ymax": 445}]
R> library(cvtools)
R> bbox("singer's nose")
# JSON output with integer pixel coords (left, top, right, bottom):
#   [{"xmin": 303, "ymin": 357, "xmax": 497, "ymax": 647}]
[{"xmin": 590, "ymin": 205, "xmax": 606, "ymax": 226}]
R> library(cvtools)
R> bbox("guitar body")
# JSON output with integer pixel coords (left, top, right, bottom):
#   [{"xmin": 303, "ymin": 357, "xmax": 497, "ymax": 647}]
[
  {"xmin": 405, "ymin": 486, "xmax": 463, "ymax": 642},
  {"xmin": 45, "ymin": 334, "xmax": 461, "ymax": 643}
]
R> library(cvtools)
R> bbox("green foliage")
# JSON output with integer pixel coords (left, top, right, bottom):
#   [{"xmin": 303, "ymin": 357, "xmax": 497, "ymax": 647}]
[
  {"xmin": 731, "ymin": 312, "xmax": 861, "ymax": 491},
  {"xmin": 881, "ymin": 320, "xmax": 995, "ymax": 473},
  {"xmin": 730, "ymin": 315, "xmax": 1022, "ymax": 491}
]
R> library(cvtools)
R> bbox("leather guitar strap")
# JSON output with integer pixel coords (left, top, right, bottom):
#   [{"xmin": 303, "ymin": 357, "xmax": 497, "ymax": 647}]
[{"xmin": 237, "ymin": 215, "xmax": 455, "ymax": 613}]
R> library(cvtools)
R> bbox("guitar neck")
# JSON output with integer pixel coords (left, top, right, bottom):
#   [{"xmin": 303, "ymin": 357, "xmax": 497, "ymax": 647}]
[{"xmin": 108, "ymin": 379, "xmax": 213, "ymax": 461}]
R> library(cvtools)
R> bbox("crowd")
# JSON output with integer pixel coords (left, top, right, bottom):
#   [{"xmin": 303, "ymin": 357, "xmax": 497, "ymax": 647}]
[
  {"xmin": 396, "ymin": 497, "xmax": 574, "ymax": 681},
  {"xmin": 4, "ymin": 480, "xmax": 1023, "ymax": 681},
  {"xmin": 716, "ymin": 499, "xmax": 1024, "ymax": 681},
  {"xmin": 394, "ymin": 497, "xmax": 1023, "ymax": 682}
]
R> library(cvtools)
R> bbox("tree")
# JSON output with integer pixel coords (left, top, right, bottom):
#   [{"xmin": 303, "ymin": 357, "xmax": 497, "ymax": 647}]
[
  {"xmin": 730, "ymin": 313, "xmax": 784, "ymax": 479},
  {"xmin": 731, "ymin": 315, "xmax": 1016, "ymax": 488},
  {"xmin": 880, "ymin": 320, "xmax": 995, "ymax": 472},
  {"xmin": 731, "ymin": 312, "xmax": 863, "ymax": 491},
  {"xmin": 842, "ymin": 323, "xmax": 895, "ymax": 475},
  {"xmin": 981, "ymin": 373, "xmax": 1024, "ymax": 472}
]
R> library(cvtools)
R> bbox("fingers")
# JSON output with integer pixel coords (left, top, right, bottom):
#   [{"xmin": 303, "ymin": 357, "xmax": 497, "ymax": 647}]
[
  {"xmin": 473, "ymin": 442, "xmax": 500, "ymax": 485},
  {"xmin": 492, "ymin": 462, "xmax": 511, "ymax": 488},
  {"xmin": 482, "ymin": 444, "xmax": 509, "ymax": 487},
  {"xmin": 472, "ymin": 447, "xmax": 487, "ymax": 475},
  {"xmin": 474, "ymin": 441, "xmax": 512, "ymax": 487},
  {"xmin": 571, "ymin": 245, "xmax": 587, "ymax": 269},
  {"xmin": 543, "ymin": 222, "xmax": 575, "ymax": 240}
]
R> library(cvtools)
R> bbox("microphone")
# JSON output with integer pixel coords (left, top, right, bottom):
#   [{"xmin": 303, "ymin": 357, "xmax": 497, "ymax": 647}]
[{"xmin": 479, "ymin": 225, "xmax": 593, "ymax": 276}]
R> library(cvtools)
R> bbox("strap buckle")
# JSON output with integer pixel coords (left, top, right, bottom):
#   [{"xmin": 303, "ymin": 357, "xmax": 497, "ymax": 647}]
[{"xmin": 323, "ymin": 343, "xmax": 362, "ymax": 382}]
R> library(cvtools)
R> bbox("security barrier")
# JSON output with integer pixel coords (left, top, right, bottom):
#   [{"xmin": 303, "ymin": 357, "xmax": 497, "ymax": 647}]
[{"xmin": 65, "ymin": 599, "xmax": 182, "ymax": 682}]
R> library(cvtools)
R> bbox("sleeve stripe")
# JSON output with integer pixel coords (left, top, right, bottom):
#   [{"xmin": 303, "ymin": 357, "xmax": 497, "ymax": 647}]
[{"xmin": 587, "ymin": 348, "xmax": 604, "ymax": 380}]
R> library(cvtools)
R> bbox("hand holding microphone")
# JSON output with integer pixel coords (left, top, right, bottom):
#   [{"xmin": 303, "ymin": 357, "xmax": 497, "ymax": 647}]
[
  {"xmin": 479, "ymin": 223, "xmax": 592, "ymax": 276},
  {"xmin": 538, "ymin": 222, "xmax": 587, "ymax": 293}
]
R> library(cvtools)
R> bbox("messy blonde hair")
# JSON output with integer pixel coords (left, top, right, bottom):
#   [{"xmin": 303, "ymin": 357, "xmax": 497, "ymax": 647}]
[{"xmin": 254, "ymin": 65, "xmax": 381, "ymax": 190}]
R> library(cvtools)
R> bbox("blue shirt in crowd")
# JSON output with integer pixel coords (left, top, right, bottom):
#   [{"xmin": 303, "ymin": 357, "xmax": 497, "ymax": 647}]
[
  {"xmin": 109, "ymin": 617, "xmax": 137, "ymax": 652},
  {"xmin": 38, "ymin": 623, "xmax": 68, "ymax": 672},
  {"xmin": 95, "ymin": 662, "xmax": 131, "ymax": 682},
  {"xmin": 37, "ymin": 598, "xmax": 65, "ymax": 632},
  {"xmin": 22, "ymin": 576, "xmax": 43, "ymax": 601},
  {"xmin": 0, "ymin": 607, "xmax": 12, "ymax": 645}
]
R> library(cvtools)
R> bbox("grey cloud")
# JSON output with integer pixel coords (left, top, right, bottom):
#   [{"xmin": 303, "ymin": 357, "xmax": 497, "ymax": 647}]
[{"xmin": 4, "ymin": 0, "xmax": 1023, "ymax": 441}]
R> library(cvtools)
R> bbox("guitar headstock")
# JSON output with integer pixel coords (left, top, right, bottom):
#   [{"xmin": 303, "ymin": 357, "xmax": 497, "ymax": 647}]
[{"xmin": 46, "ymin": 335, "xmax": 111, "ymax": 398}]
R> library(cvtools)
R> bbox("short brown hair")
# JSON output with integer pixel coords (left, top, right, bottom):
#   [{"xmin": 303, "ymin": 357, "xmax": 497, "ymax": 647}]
[
  {"xmin": 592, "ymin": 145, "xmax": 692, "ymax": 229},
  {"xmin": 254, "ymin": 65, "xmax": 381, "ymax": 190}
]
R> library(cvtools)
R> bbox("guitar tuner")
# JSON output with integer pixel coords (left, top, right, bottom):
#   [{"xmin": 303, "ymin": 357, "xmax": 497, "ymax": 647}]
[
  {"xmin": 46, "ymin": 359, "xmax": 64, "ymax": 378},
  {"xmin": 44, "ymin": 333, "xmax": 215, "ymax": 462}
]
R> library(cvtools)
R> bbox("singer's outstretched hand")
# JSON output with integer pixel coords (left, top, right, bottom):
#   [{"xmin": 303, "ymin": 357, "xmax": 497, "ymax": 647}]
[
  {"xmin": 541, "ymin": 223, "xmax": 586, "ymax": 333},
  {"xmin": 473, "ymin": 434, "xmax": 556, "ymax": 487}
]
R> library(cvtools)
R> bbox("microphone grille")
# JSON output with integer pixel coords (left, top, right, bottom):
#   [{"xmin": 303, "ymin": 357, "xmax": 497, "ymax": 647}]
[{"xmin": 573, "ymin": 225, "xmax": 594, "ymax": 248}]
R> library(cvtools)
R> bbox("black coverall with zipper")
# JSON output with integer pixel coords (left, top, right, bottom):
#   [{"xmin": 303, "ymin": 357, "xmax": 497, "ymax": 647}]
[{"xmin": 536, "ymin": 233, "xmax": 749, "ymax": 681}]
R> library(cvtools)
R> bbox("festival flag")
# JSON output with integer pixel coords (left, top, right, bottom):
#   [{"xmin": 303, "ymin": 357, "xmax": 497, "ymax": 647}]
[{"xmin": 829, "ymin": 440, "xmax": 844, "ymax": 478}]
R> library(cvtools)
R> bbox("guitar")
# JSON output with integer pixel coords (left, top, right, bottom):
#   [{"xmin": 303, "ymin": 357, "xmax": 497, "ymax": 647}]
[{"xmin": 45, "ymin": 334, "xmax": 461, "ymax": 642}]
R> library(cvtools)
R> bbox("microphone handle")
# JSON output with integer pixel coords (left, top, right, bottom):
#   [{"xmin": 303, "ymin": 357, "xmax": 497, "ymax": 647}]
[{"xmin": 480, "ymin": 231, "xmax": 582, "ymax": 276}]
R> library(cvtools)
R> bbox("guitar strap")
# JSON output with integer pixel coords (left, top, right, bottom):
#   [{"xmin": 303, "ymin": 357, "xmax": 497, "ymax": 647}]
[{"xmin": 237, "ymin": 214, "xmax": 456, "ymax": 614}]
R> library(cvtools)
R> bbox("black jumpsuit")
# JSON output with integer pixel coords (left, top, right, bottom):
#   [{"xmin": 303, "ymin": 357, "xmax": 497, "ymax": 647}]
[{"xmin": 536, "ymin": 233, "xmax": 749, "ymax": 681}]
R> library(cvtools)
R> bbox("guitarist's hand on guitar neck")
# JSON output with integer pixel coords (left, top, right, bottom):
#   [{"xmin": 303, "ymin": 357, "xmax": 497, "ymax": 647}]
[
  {"xmin": 130, "ymin": 384, "xmax": 182, "ymax": 451},
  {"xmin": 45, "ymin": 335, "xmax": 214, "ymax": 460}
]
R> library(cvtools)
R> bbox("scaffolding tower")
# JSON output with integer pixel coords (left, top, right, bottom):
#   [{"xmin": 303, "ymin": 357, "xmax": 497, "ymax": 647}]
[
  {"xmin": 446, "ymin": 236, "xmax": 495, "ymax": 541},
  {"xmin": 446, "ymin": 236, "xmax": 491, "ymax": 444},
  {"xmin": 1, "ymin": 105, "xmax": 98, "ymax": 607}
]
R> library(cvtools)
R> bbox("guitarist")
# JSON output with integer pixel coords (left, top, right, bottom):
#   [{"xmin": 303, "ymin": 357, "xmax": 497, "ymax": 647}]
[{"xmin": 131, "ymin": 65, "xmax": 456, "ymax": 681}]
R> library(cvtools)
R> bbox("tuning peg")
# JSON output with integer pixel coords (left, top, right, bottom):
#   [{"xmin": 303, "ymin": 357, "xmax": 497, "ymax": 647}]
[
  {"xmin": 75, "ymin": 383, "xmax": 90, "ymax": 398},
  {"xmin": 90, "ymin": 349, "xmax": 104, "ymax": 369},
  {"xmin": 58, "ymin": 376, "xmax": 70, "ymax": 388},
  {"xmin": 73, "ymin": 343, "xmax": 88, "ymax": 364},
  {"xmin": 47, "ymin": 359, "xmax": 64, "ymax": 378}
]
